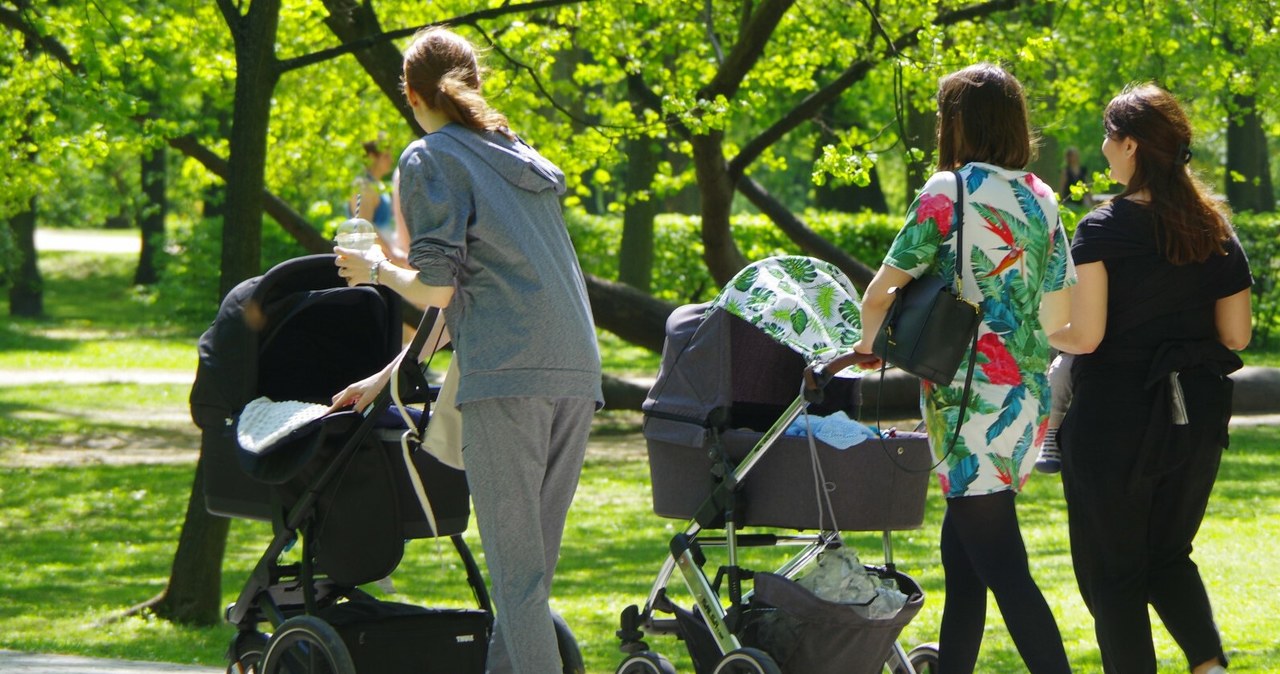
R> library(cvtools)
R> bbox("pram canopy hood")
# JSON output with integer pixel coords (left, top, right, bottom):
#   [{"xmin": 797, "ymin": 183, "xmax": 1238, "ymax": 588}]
[
  {"xmin": 643, "ymin": 256, "xmax": 864, "ymax": 432},
  {"xmin": 711, "ymin": 256, "xmax": 863, "ymax": 361},
  {"xmin": 190, "ymin": 254, "xmax": 399, "ymax": 430}
]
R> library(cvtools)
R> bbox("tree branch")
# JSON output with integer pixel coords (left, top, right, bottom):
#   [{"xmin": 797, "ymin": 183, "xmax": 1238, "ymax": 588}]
[
  {"xmin": 280, "ymin": 0, "xmax": 584, "ymax": 74},
  {"xmin": 727, "ymin": 0, "xmax": 1020, "ymax": 178},
  {"xmin": 0, "ymin": 5, "xmax": 79, "ymax": 71},
  {"xmin": 214, "ymin": 0, "xmax": 241, "ymax": 33},
  {"xmin": 704, "ymin": 0, "xmax": 725, "ymax": 64},
  {"xmin": 701, "ymin": 0, "xmax": 796, "ymax": 100},
  {"xmin": 736, "ymin": 175, "xmax": 876, "ymax": 288},
  {"xmin": 166, "ymin": 134, "xmax": 331, "ymax": 253}
]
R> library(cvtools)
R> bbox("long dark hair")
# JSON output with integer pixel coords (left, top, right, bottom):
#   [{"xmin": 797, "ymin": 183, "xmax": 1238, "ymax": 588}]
[
  {"xmin": 1104, "ymin": 83, "xmax": 1230, "ymax": 264},
  {"xmin": 402, "ymin": 27, "xmax": 513, "ymax": 140},
  {"xmin": 936, "ymin": 63, "xmax": 1034, "ymax": 170}
]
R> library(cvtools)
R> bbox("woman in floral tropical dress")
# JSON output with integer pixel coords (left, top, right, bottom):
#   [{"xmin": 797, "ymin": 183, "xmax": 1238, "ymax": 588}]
[{"xmin": 852, "ymin": 64, "xmax": 1075, "ymax": 674}]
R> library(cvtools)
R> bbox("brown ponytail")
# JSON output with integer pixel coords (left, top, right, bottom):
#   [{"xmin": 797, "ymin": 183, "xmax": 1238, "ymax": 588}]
[{"xmin": 403, "ymin": 27, "xmax": 513, "ymax": 140}]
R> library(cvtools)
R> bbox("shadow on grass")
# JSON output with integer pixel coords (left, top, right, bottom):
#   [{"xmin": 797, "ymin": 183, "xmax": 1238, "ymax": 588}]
[
  {"xmin": 0, "ymin": 384, "xmax": 197, "ymax": 452},
  {"xmin": 0, "ymin": 319, "xmax": 78, "ymax": 353}
]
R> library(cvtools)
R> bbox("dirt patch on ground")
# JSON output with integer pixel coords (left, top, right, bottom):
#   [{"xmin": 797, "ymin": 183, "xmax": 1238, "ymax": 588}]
[
  {"xmin": 2, "ymin": 408, "xmax": 648, "ymax": 469},
  {"xmin": 1, "ymin": 425, "xmax": 201, "ymax": 468}
]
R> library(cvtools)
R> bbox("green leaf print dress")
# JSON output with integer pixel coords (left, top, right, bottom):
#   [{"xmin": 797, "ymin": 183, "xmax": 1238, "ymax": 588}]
[{"xmin": 884, "ymin": 164, "xmax": 1075, "ymax": 498}]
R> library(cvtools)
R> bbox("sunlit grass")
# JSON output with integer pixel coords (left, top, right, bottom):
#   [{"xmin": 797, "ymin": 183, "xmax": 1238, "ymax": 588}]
[
  {"xmin": 0, "ymin": 426, "xmax": 1277, "ymax": 672},
  {"xmin": 0, "ymin": 250, "xmax": 200, "ymax": 371},
  {"xmin": 0, "ymin": 383, "xmax": 193, "ymax": 452}
]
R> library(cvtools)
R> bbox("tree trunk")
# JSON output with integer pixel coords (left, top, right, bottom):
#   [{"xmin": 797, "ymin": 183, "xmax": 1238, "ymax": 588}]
[
  {"xmin": 692, "ymin": 132, "xmax": 747, "ymax": 287},
  {"xmin": 904, "ymin": 95, "xmax": 936, "ymax": 200},
  {"xmin": 585, "ymin": 273, "xmax": 674, "ymax": 354},
  {"xmin": 8, "ymin": 195, "xmax": 42, "ymax": 317},
  {"xmin": 619, "ymin": 135, "xmax": 660, "ymax": 292},
  {"xmin": 149, "ymin": 465, "xmax": 230, "ymax": 625},
  {"xmin": 813, "ymin": 162, "xmax": 889, "ymax": 213},
  {"xmin": 219, "ymin": 0, "xmax": 282, "ymax": 299},
  {"xmin": 153, "ymin": 0, "xmax": 284, "ymax": 627},
  {"xmin": 1226, "ymin": 92, "xmax": 1275, "ymax": 213},
  {"xmin": 134, "ymin": 146, "xmax": 166, "ymax": 285},
  {"xmin": 813, "ymin": 119, "xmax": 889, "ymax": 213}
]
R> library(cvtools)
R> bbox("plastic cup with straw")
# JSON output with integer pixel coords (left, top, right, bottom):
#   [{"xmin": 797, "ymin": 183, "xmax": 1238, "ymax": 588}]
[{"xmin": 335, "ymin": 193, "xmax": 377, "ymax": 251}]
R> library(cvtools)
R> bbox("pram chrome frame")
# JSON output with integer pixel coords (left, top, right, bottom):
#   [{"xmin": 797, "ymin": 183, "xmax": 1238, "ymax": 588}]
[{"xmin": 621, "ymin": 352, "xmax": 926, "ymax": 673}]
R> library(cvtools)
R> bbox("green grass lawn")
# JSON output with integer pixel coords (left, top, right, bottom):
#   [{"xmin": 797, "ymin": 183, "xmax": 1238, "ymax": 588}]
[
  {"xmin": 1, "ymin": 234, "xmax": 1278, "ymax": 672},
  {"xmin": 0, "ymin": 426, "xmax": 1278, "ymax": 672}
]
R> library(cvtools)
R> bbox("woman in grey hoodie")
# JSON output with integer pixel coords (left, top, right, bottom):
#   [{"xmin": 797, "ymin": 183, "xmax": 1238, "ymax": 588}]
[{"xmin": 333, "ymin": 26, "xmax": 602, "ymax": 674}]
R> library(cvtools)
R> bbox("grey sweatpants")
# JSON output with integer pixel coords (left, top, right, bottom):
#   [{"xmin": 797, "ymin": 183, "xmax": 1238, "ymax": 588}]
[{"xmin": 459, "ymin": 396, "xmax": 594, "ymax": 674}]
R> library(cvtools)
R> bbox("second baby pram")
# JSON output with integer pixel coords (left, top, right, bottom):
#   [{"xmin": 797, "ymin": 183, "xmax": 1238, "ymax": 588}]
[{"xmin": 616, "ymin": 257, "xmax": 939, "ymax": 674}]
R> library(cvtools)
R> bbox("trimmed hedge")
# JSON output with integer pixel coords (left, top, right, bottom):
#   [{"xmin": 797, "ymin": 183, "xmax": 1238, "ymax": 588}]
[{"xmin": 1235, "ymin": 213, "xmax": 1280, "ymax": 346}]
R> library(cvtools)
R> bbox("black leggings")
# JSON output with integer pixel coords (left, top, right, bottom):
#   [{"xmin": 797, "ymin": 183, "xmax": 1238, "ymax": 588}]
[{"xmin": 938, "ymin": 491, "xmax": 1072, "ymax": 674}]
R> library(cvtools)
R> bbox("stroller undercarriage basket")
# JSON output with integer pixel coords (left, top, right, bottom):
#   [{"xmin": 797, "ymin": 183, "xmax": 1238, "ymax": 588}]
[{"xmin": 743, "ymin": 569, "xmax": 924, "ymax": 674}]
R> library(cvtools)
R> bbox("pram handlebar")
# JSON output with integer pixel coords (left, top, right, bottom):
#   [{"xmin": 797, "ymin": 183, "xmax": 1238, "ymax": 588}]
[{"xmin": 803, "ymin": 351, "xmax": 877, "ymax": 404}]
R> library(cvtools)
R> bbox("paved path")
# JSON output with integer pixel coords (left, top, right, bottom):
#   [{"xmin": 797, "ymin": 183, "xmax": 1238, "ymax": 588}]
[
  {"xmin": 34, "ymin": 229, "xmax": 140, "ymax": 254},
  {"xmin": 0, "ymin": 650, "xmax": 220, "ymax": 673}
]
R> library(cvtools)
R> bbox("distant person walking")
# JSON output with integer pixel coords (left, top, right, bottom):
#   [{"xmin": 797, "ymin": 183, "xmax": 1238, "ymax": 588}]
[
  {"xmin": 1059, "ymin": 146, "xmax": 1093, "ymax": 208},
  {"xmin": 349, "ymin": 136, "xmax": 405, "ymax": 262}
]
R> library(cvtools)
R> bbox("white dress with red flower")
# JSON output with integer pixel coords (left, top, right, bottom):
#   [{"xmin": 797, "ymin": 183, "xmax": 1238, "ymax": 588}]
[{"xmin": 882, "ymin": 163, "xmax": 1076, "ymax": 498}]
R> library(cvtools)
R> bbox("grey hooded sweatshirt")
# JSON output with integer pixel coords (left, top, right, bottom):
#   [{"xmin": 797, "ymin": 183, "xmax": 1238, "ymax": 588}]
[{"xmin": 400, "ymin": 123, "xmax": 602, "ymax": 407}]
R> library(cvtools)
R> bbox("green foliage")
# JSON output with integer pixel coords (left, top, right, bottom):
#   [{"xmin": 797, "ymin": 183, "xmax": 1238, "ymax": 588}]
[
  {"xmin": 149, "ymin": 217, "xmax": 224, "ymax": 326},
  {"xmin": 5, "ymin": 0, "xmax": 1278, "ymax": 355},
  {"xmin": 1234, "ymin": 213, "xmax": 1280, "ymax": 346},
  {"xmin": 567, "ymin": 208, "xmax": 902, "ymax": 303},
  {"xmin": 151, "ymin": 214, "xmax": 311, "ymax": 325}
]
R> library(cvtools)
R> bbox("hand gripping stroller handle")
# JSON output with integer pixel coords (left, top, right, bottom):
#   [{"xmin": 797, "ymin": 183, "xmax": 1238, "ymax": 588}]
[{"xmin": 803, "ymin": 351, "xmax": 877, "ymax": 404}]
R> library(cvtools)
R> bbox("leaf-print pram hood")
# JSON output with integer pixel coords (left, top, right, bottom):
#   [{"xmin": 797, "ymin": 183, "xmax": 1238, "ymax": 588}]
[
  {"xmin": 711, "ymin": 256, "xmax": 864, "ymax": 365},
  {"xmin": 642, "ymin": 256, "xmax": 865, "ymax": 447}
]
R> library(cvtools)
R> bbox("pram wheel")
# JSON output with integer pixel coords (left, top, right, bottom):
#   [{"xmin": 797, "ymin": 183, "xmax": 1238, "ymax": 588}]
[
  {"xmin": 260, "ymin": 615, "xmax": 356, "ymax": 674},
  {"xmin": 226, "ymin": 629, "xmax": 268, "ymax": 674},
  {"xmin": 712, "ymin": 647, "xmax": 781, "ymax": 674},
  {"xmin": 554, "ymin": 610, "xmax": 586, "ymax": 674},
  {"xmin": 896, "ymin": 642, "xmax": 939, "ymax": 674},
  {"xmin": 615, "ymin": 650, "xmax": 677, "ymax": 674}
]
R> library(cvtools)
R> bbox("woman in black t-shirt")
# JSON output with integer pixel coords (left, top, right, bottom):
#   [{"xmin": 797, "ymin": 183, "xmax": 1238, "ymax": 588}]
[{"xmin": 1049, "ymin": 84, "xmax": 1252, "ymax": 674}]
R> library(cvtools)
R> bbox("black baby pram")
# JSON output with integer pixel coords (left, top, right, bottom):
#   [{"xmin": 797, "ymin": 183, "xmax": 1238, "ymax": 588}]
[
  {"xmin": 191, "ymin": 254, "xmax": 580, "ymax": 673},
  {"xmin": 615, "ymin": 257, "xmax": 939, "ymax": 674}
]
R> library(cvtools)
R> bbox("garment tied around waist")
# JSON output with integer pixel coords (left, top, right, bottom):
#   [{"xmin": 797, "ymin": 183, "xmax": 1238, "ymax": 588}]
[{"xmin": 1131, "ymin": 340, "xmax": 1242, "ymax": 486}]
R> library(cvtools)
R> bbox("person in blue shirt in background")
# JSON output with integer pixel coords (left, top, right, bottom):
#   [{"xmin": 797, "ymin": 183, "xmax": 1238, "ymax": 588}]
[{"xmin": 349, "ymin": 136, "xmax": 406, "ymax": 264}]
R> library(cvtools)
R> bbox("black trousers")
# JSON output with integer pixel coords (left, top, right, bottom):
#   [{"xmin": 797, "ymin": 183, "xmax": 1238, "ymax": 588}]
[
  {"xmin": 1061, "ymin": 367, "xmax": 1227, "ymax": 673},
  {"xmin": 937, "ymin": 491, "xmax": 1072, "ymax": 674}
]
